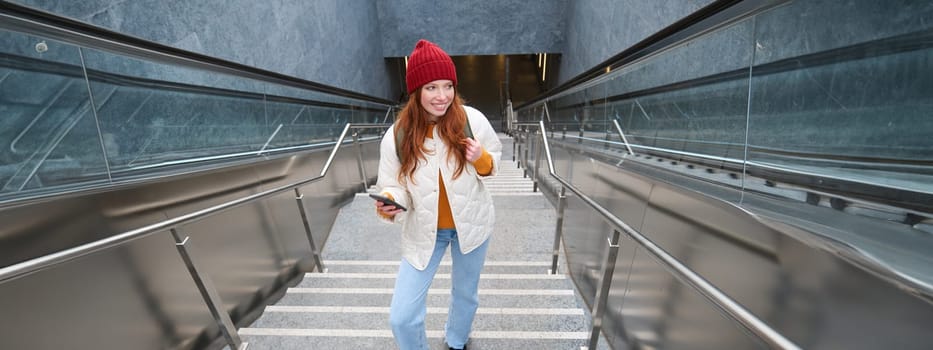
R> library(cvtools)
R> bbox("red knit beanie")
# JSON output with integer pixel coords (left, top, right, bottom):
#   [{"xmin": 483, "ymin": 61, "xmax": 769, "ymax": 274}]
[{"xmin": 406, "ymin": 39, "xmax": 457, "ymax": 94}]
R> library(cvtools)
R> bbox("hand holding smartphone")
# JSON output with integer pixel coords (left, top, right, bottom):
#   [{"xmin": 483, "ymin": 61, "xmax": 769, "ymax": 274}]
[{"xmin": 369, "ymin": 193, "xmax": 407, "ymax": 211}]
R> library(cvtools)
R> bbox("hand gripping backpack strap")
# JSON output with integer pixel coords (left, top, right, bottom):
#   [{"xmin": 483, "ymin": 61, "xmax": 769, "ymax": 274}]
[{"xmin": 463, "ymin": 114, "xmax": 474, "ymax": 140}]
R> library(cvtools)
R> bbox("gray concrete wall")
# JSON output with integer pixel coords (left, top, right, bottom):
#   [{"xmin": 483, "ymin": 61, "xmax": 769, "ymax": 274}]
[
  {"xmin": 558, "ymin": 0, "xmax": 714, "ymax": 84},
  {"xmin": 377, "ymin": 0, "xmax": 568, "ymax": 57},
  {"xmin": 13, "ymin": 0, "xmax": 395, "ymax": 100}
]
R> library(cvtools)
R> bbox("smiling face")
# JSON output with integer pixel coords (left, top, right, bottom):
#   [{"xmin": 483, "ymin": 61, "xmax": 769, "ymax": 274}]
[{"xmin": 419, "ymin": 79, "xmax": 455, "ymax": 118}]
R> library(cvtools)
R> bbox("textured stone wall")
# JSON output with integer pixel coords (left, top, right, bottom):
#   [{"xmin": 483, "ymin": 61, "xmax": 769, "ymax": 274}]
[
  {"xmin": 377, "ymin": 0, "xmax": 568, "ymax": 57},
  {"xmin": 559, "ymin": 0, "xmax": 714, "ymax": 84},
  {"xmin": 12, "ymin": 0, "xmax": 395, "ymax": 99}
]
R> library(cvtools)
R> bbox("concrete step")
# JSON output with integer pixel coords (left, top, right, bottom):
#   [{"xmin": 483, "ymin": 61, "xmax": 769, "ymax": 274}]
[
  {"xmin": 488, "ymin": 177, "xmax": 529, "ymax": 181},
  {"xmin": 490, "ymin": 173, "xmax": 528, "ymax": 177},
  {"xmin": 486, "ymin": 180, "xmax": 534, "ymax": 185},
  {"xmin": 273, "ymin": 288, "xmax": 581, "ymax": 309},
  {"xmin": 249, "ymin": 309, "xmax": 586, "ymax": 332},
  {"xmin": 240, "ymin": 331, "xmax": 593, "ymax": 350},
  {"xmin": 321, "ymin": 260, "xmax": 554, "ymax": 274},
  {"xmin": 484, "ymin": 182, "xmax": 534, "ymax": 186},
  {"xmin": 296, "ymin": 272, "xmax": 571, "ymax": 290},
  {"xmin": 488, "ymin": 190, "xmax": 537, "ymax": 194}
]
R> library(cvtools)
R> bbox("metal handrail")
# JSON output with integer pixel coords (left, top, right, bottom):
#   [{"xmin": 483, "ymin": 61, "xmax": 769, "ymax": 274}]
[
  {"xmin": 530, "ymin": 120, "xmax": 800, "ymax": 349},
  {"xmin": 0, "ymin": 122, "xmax": 391, "ymax": 284}
]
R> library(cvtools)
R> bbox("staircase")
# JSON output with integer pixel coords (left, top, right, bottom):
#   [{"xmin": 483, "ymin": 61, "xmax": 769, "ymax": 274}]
[{"xmin": 240, "ymin": 134, "xmax": 605, "ymax": 349}]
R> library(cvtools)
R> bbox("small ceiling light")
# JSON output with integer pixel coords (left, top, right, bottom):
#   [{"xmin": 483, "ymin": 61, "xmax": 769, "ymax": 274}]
[{"xmin": 542, "ymin": 53, "xmax": 547, "ymax": 82}]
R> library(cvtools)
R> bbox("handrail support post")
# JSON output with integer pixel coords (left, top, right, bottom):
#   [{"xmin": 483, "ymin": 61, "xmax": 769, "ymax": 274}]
[
  {"xmin": 588, "ymin": 229, "xmax": 622, "ymax": 350},
  {"xmin": 549, "ymin": 186, "xmax": 567, "ymax": 274},
  {"xmin": 353, "ymin": 131, "xmax": 368, "ymax": 191},
  {"xmin": 512, "ymin": 131, "xmax": 517, "ymax": 162},
  {"xmin": 293, "ymin": 188, "xmax": 326, "ymax": 273},
  {"xmin": 532, "ymin": 129, "xmax": 542, "ymax": 192},
  {"xmin": 516, "ymin": 130, "xmax": 523, "ymax": 169},
  {"xmin": 522, "ymin": 129, "xmax": 530, "ymax": 178},
  {"xmin": 170, "ymin": 228, "xmax": 247, "ymax": 350}
]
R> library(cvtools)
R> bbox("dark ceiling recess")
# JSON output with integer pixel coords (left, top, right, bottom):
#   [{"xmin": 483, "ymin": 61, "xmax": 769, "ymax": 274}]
[{"xmin": 387, "ymin": 53, "xmax": 559, "ymax": 124}]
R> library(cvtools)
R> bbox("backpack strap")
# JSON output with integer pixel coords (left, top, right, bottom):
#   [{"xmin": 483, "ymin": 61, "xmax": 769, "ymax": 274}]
[
  {"xmin": 394, "ymin": 123, "xmax": 404, "ymax": 161},
  {"xmin": 393, "ymin": 110, "xmax": 475, "ymax": 162},
  {"xmin": 463, "ymin": 113, "xmax": 474, "ymax": 140}
]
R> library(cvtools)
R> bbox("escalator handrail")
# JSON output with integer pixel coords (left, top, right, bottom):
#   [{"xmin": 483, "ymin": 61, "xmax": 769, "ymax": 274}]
[
  {"xmin": 0, "ymin": 2, "xmax": 394, "ymax": 107},
  {"xmin": 0, "ymin": 122, "xmax": 391, "ymax": 284},
  {"xmin": 531, "ymin": 119, "xmax": 802, "ymax": 349}
]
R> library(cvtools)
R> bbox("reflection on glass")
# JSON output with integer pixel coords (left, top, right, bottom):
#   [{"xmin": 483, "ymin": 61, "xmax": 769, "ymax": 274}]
[
  {"xmin": 749, "ymin": 4, "xmax": 933, "ymax": 196},
  {"xmin": 613, "ymin": 79, "xmax": 749, "ymax": 159},
  {"xmin": 550, "ymin": 90, "xmax": 588, "ymax": 136},
  {"xmin": 0, "ymin": 33, "xmax": 108, "ymax": 197},
  {"xmin": 264, "ymin": 102, "xmax": 353, "ymax": 149},
  {"xmin": 0, "ymin": 26, "xmax": 390, "ymax": 201},
  {"xmin": 90, "ymin": 82, "xmax": 270, "ymax": 171},
  {"xmin": 544, "ymin": 18, "xmax": 755, "ymax": 160}
]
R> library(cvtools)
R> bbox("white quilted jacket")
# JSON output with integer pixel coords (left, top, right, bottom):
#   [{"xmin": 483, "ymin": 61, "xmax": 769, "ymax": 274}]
[{"xmin": 376, "ymin": 106, "xmax": 503, "ymax": 270}]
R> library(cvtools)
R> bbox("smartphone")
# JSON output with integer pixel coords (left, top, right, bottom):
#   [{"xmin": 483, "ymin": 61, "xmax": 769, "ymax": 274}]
[{"xmin": 369, "ymin": 193, "xmax": 408, "ymax": 211}]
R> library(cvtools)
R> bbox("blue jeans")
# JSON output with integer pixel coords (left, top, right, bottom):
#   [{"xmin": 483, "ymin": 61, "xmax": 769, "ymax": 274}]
[{"xmin": 390, "ymin": 229, "xmax": 490, "ymax": 350}]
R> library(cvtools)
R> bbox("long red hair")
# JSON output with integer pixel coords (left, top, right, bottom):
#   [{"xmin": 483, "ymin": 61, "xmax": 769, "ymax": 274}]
[{"xmin": 395, "ymin": 89, "xmax": 469, "ymax": 183}]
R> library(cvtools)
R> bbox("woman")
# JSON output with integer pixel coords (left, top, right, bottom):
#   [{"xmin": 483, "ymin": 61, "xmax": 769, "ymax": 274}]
[{"xmin": 374, "ymin": 39, "xmax": 502, "ymax": 350}]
